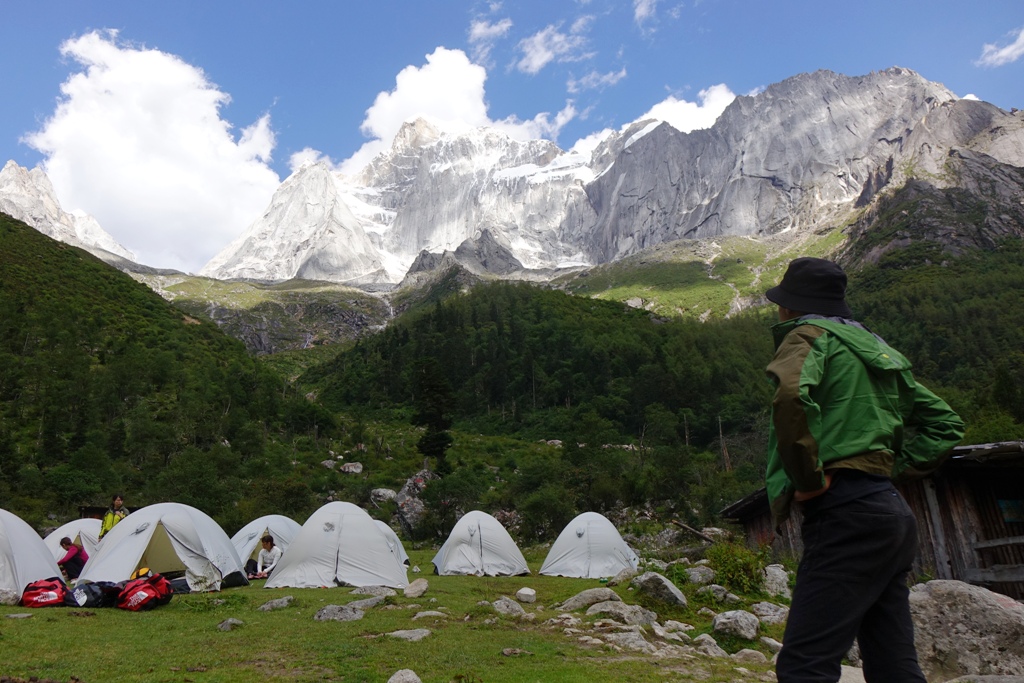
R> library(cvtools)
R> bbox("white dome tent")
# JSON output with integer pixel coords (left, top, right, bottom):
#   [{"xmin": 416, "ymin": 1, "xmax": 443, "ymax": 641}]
[
  {"xmin": 374, "ymin": 519, "xmax": 410, "ymax": 566},
  {"xmin": 43, "ymin": 518, "xmax": 102, "ymax": 561},
  {"xmin": 432, "ymin": 510, "xmax": 529, "ymax": 577},
  {"xmin": 539, "ymin": 511, "xmax": 640, "ymax": 579},
  {"xmin": 0, "ymin": 508, "xmax": 63, "ymax": 605},
  {"xmin": 231, "ymin": 514, "xmax": 301, "ymax": 566},
  {"xmin": 265, "ymin": 502, "xmax": 408, "ymax": 589},
  {"xmin": 75, "ymin": 502, "xmax": 247, "ymax": 592}
]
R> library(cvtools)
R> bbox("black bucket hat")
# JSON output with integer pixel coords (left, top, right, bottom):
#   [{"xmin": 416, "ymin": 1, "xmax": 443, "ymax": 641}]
[{"xmin": 765, "ymin": 257, "xmax": 853, "ymax": 318}]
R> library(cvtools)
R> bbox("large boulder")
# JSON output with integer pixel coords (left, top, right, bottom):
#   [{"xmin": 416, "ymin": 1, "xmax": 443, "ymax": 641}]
[
  {"xmin": 764, "ymin": 563, "xmax": 792, "ymax": 599},
  {"xmin": 395, "ymin": 470, "xmax": 438, "ymax": 535},
  {"xmin": 711, "ymin": 610, "xmax": 761, "ymax": 640},
  {"xmin": 630, "ymin": 572, "xmax": 687, "ymax": 607},
  {"xmin": 558, "ymin": 587, "xmax": 621, "ymax": 612},
  {"xmin": 585, "ymin": 600, "xmax": 657, "ymax": 626},
  {"xmin": 910, "ymin": 580, "xmax": 1024, "ymax": 681}
]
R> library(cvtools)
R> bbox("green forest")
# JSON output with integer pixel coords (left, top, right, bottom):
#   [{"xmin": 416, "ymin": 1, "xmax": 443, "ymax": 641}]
[{"xmin": 2, "ymin": 211, "xmax": 1023, "ymax": 541}]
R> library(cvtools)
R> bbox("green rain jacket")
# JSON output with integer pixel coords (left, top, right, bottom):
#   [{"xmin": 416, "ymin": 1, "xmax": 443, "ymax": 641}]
[{"xmin": 765, "ymin": 316, "xmax": 964, "ymax": 528}]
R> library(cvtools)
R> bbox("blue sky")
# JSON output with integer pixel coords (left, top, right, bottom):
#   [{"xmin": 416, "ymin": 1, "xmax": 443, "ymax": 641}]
[{"xmin": 2, "ymin": 0, "xmax": 1023, "ymax": 271}]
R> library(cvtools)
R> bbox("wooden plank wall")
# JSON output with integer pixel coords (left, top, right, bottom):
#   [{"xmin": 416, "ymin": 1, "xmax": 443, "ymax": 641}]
[{"xmin": 739, "ymin": 467, "xmax": 1024, "ymax": 599}]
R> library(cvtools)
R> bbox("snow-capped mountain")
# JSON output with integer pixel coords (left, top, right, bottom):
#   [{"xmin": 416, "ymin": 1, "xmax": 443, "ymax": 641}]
[
  {"xmin": 203, "ymin": 67, "xmax": 1024, "ymax": 285},
  {"xmin": 0, "ymin": 160, "xmax": 135, "ymax": 263}
]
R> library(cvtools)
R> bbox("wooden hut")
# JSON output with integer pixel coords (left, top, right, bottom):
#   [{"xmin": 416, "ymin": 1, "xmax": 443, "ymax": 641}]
[{"xmin": 721, "ymin": 441, "xmax": 1024, "ymax": 599}]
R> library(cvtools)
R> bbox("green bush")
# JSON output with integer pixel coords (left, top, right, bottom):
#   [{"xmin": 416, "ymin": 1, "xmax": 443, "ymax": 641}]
[{"xmin": 705, "ymin": 541, "xmax": 769, "ymax": 594}]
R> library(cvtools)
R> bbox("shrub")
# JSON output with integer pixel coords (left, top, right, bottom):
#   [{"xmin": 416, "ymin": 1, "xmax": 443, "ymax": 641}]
[{"xmin": 705, "ymin": 541, "xmax": 769, "ymax": 594}]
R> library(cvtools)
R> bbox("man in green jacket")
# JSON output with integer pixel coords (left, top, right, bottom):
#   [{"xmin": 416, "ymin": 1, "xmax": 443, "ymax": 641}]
[{"xmin": 764, "ymin": 257, "xmax": 964, "ymax": 683}]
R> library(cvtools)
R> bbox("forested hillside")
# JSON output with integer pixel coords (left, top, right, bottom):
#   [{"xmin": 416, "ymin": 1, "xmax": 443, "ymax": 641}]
[{"xmin": 0, "ymin": 214, "xmax": 344, "ymax": 528}]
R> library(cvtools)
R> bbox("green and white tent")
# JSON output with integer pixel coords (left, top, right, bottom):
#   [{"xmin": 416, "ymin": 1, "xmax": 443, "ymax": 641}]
[
  {"xmin": 76, "ymin": 503, "xmax": 247, "ymax": 592},
  {"xmin": 0, "ymin": 507, "xmax": 62, "ymax": 605},
  {"xmin": 265, "ymin": 502, "xmax": 408, "ymax": 589},
  {"xmin": 432, "ymin": 510, "xmax": 529, "ymax": 577},
  {"xmin": 539, "ymin": 511, "xmax": 639, "ymax": 579}
]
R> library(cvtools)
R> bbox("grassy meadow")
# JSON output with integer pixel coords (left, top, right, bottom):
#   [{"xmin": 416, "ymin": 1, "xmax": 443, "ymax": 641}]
[{"xmin": 0, "ymin": 547, "xmax": 782, "ymax": 683}]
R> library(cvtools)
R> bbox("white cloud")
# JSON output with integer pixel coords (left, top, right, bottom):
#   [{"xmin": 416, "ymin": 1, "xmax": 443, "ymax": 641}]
[
  {"xmin": 336, "ymin": 47, "xmax": 577, "ymax": 175},
  {"xmin": 976, "ymin": 26, "xmax": 1024, "ymax": 67},
  {"xmin": 516, "ymin": 24, "xmax": 593, "ymax": 74},
  {"xmin": 634, "ymin": 0, "xmax": 659, "ymax": 24},
  {"xmin": 468, "ymin": 18, "xmax": 513, "ymax": 64},
  {"xmin": 23, "ymin": 30, "xmax": 280, "ymax": 272},
  {"xmin": 639, "ymin": 84, "xmax": 736, "ymax": 133},
  {"xmin": 568, "ymin": 68, "xmax": 628, "ymax": 94}
]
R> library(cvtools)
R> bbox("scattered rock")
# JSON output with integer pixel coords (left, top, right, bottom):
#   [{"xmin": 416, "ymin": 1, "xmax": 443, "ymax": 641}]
[
  {"xmin": 371, "ymin": 488, "xmax": 397, "ymax": 506},
  {"xmin": 558, "ymin": 587, "xmax": 621, "ymax": 611},
  {"xmin": 352, "ymin": 585, "xmax": 397, "ymax": 597},
  {"xmin": 750, "ymin": 601, "xmax": 789, "ymax": 625},
  {"xmin": 387, "ymin": 670, "xmax": 421, "ymax": 683},
  {"xmin": 603, "ymin": 631, "xmax": 658, "ymax": 654},
  {"xmin": 643, "ymin": 558, "xmax": 669, "ymax": 571},
  {"xmin": 501, "ymin": 648, "xmax": 533, "ymax": 656},
  {"xmin": 693, "ymin": 633, "xmax": 729, "ymax": 658},
  {"xmin": 651, "ymin": 621, "xmax": 690, "ymax": 642},
  {"xmin": 404, "ymin": 578, "xmax": 429, "ymax": 599},
  {"xmin": 663, "ymin": 620, "xmax": 695, "ymax": 633},
  {"xmin": 911, "ymin": 580, "xmax": 1024, "ymax": 681},
  {"xmin": 412, "ymin": 611, "xmax": 448, "ymax": 620},
  {"xmin": 764, "ymin": 564, "xmax": 792, "ymax": 599},
  {"xmin": 760, "ymin": 636, "xmax": 784, "ymax": 653},
  {"xmin": 698, "ymin": 607, "xmax": 717, "ymax": 618},
  {"xmin": 732, "ymin": 648, "xmax": 769, "ymax": 664},
  {"xmin": 585, "ymin": 600, "xmax": 657, "ymax": 626},
  {"xmin": 347, "ymin": 596, "xmax": 385, "ymax": 610},
  {"xmin": 258, "ymin": 596, "xmax": 294, "ymax": 612},
  {"xmin": 387, "ymin": 629, "xmax": 431, "ymax": 642},
  {"xmin": 340, "ymin": 462, "xmax": 363, "ymax": 474},
  {"xmin": 607, "ymin": 567, "xmax": 637, "ymax": 586},
  {"xmin": 630, "ymin": 572, "xmax": 687, "ymax": 607},
  {"xmin": 5, "ymin": 613, "xmax": 32, "ymax": 619},
  {"xmin": 217, "ymin": 618, "xmax": 244, "ymax": 631},
  {"xmin": 314, "ymin": 605, "xmax": 364, "ymax": 622},
  {"xmin": 493, "ymin": 596, "xmax": 527, "ymax": 617},
  {"xmin": 686, "ymin": 566, "xmax": 716, "ymax": 585},
  {"xmin": 321, "ymin": 459, "xmax": 336, "ymax": 469},
  {"xmin": 516, "ymin": 587, "xmax": 537, "ymax": 603},
  {"xmin": 712, "ymin": 610, "xmax": 761, "ymax": 640}
]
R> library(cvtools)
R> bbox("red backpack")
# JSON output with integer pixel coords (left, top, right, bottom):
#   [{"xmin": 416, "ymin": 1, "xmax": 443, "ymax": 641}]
[
  {"xmin": 21, "ymin": 577, "xmax": 69, "ymax": 607},
  {"xmin": 116, "ymin": 573, "xmax": 174, "ymax": 611}
]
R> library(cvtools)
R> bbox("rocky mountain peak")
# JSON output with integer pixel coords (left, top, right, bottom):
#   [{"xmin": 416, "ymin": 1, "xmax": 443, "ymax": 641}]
[{"xmin": 0, "ymin": 160, "xmax": 135, "ymax": 263}]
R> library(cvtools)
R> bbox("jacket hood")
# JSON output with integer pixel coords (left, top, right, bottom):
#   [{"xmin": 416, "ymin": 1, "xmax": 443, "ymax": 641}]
[{"xmin": 772, "ymin": 316, "xmax": 912, "ymax": 375}]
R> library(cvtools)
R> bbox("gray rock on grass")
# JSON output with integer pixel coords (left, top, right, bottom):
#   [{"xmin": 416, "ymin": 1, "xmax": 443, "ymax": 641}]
[
  {"xmin": 314, "ymin": 604, "xmax": 364, "ymax": 622},
  {"xmin": 911, "ymin": 580, "xmax": 1024, "ymax": 680},
  {"xmin": 258, "ymin": 596, "xmax": 294, "ymax": 612},
  {"xmin": 387, "ymin": 670, "xmax": 421, "ymax": 683},
  {"xmin": 218, "ymin": 618, "xmax": 244, "ymax": 631},
  {"xmin": 711, "ymin": 610, "xmax": 760, "ymax": 640},
  {"xmin": 558, "ymin": 587, "xmax": 621, "ymax": 611},
  {"xmin": 404, "ymin": 578, "xmax": 429, "ymax": 598},
  {"xmin": 493, "ymin": 596, "xmax": 527, "ymax": 617},
  {"xmin": 388, "ymin": 629, "xmax": 431, "ymax": 642},
  {"xmin": 630, "ymin": 572, "xmax": 687, "ymax": 606},
  {"xmin": 586, "ymin": 600, "xmax": 657, "ymax": 626}
]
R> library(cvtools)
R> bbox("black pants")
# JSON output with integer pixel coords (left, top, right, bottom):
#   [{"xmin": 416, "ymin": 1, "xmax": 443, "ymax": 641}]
[{"xmin": 776, "ymin": 474, "xmax": 927, "ymax": 683}]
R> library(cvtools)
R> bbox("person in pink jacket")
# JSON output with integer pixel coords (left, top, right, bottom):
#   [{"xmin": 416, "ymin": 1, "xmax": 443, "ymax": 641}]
[{"xmin": 57, "ymin": 537, "xmax": 89, "ymax": 579}]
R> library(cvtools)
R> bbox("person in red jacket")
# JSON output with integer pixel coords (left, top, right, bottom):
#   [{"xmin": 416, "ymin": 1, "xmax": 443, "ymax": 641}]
[{"xmin": 57, "ymin": 537, "xmax": 89, "ymax": 579}]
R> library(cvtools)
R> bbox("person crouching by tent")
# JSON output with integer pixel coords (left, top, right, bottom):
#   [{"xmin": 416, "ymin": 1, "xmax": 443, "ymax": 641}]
[
  {"xmin": 247, "ymin": 535, "xmax": 282, "ymax": 580},
  {"xmin": 57, "ymin": 537, "xmax": 89, "ymax": 579},
  {"xmin": 99, "ymin": 494, "xmax": 129, "ymax": 540}
]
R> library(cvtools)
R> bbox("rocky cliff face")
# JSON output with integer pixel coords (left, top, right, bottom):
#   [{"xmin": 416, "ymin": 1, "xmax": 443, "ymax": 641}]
[
  {"xmin": 200, "ymin": 68, "xmax": 1024, "ymax": 285},
  {"xmin": 0, "ymin": 160, "xmax": 135, "ymax": 263}
]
